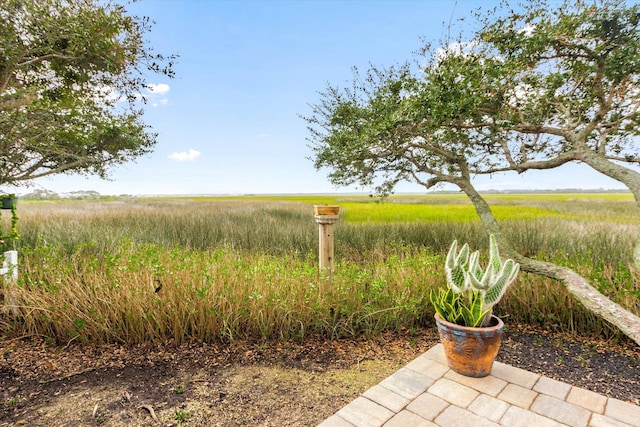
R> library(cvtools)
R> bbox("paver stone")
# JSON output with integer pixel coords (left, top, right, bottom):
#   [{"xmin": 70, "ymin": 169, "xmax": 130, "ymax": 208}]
[
  {"xmin": 406, "ymin": 392, "xmax": 449, "ymax": 421},
  {"xmin": 383, "ymin": 410, "xmax": 438, "ymax": 427},
  {"xmin": 428, "ymin": 377, "xmax": 480, "ymax": 407},
  {"xmin": 468, "ymin": 394, "xmax": 510, "ymax": 422},
  {"xmin": 533, "ymin": 376, "xmax": 572, "ymax": 400},
  {"xmin": 605, "ymin": 398, "xmax": 640, "ymax": 427},
  {"xmin": 336, "ymin": 397, "xmax": 394, "ymax": 427},
  {"xmin": 530, "ymin": 394, "xmax": 590, "ymax": 427},
  {"xmin": 497, "ymin": 383, "xmax": 538, "ymax": 409}
]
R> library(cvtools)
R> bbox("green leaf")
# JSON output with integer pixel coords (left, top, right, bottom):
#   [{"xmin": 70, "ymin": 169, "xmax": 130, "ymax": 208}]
[{"xmin": 431, "ymin": 288, "xmax": 463, "ymax": 324}]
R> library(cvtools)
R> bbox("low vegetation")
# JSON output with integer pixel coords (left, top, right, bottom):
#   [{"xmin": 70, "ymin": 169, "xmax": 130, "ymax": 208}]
[{"xmin": 0, "ymin": 194, "xmax": 638, "ymax": 344}]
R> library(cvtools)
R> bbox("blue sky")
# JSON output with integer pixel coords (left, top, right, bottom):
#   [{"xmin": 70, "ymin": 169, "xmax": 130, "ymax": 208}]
[{"xmin": 32, "ymin": 0, "xmax": 630, "ymax": 195}]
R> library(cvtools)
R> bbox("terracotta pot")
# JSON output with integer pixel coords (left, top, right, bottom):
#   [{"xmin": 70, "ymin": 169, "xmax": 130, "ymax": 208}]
[
  {"xmin": 435, "ymin": 313, "xmax": 504, "ymax": 377},
  {"xmin": 313, "ymin": 205, "xmax": 340, "ymax": 216}
]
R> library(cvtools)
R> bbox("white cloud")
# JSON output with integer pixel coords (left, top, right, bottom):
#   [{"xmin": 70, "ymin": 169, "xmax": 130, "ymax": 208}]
[
  {"xmin": 140, "ymin": 83, "xmax": 171, "ymax": 107},
  {"xmin": 168, "ymin": 148, "xmax": 201, "ymax": 162},
  {"xmin": 146, "ymin": 83, "xmax": 170, "ymax": 95},
  {"xmin": 152, "ymin": 99, "xmax": 169, "ymax": 108}
]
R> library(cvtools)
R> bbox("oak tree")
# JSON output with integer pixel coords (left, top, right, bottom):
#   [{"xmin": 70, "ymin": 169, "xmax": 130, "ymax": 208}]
[
  {"xmin": 0, "ymin": 0, "xmax": 175, "ymax": 187},
  {"xmin": 305, "ymin": 0, "xmax": 640, "ymax": 344}
]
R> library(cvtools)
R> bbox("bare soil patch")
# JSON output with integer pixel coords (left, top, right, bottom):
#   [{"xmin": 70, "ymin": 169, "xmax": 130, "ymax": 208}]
[{"xmin": 1, "ymin": 326, "xmax": 638, "ymax": 426}]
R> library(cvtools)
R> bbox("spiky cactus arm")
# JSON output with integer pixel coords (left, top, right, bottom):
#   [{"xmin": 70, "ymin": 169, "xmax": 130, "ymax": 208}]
[
  {"xmin": 464, "ymin": 235, "xmax": 521, "ymax": 326},
  {"xmin": 467, "ymin": 251, "xmax": 484, "ymax": 284},
  {"xmin": 468, "ymin": 251, "xmax": 492, "ymax": 291},
  {"xmin": 445, "ymin": 240, "xmax": 470, "ymax": 293},
  {"xmin": 488, "ymin": 234, "xmax": 502, "ymax": 276},
  {"xmin": 462, "ymin": 235, "xmax": 520, "ymax": 310},
  {"xmin": 483, "ymin": 259, "xmax": 520, "ymax": 309}
]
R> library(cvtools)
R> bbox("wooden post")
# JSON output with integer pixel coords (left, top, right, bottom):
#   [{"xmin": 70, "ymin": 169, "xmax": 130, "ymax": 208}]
[{"xmin": 314, "ymin": 206, "xmax": 340, "ymax": 276}]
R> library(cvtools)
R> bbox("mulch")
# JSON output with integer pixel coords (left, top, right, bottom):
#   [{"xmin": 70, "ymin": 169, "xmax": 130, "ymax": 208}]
[
  {"xmin": 1, "ymin": 325, "xmax": 639, "ymax": 423},
  {"xmin": 497, "ymin": 324, "xmax": 640, "ymax": 405}
]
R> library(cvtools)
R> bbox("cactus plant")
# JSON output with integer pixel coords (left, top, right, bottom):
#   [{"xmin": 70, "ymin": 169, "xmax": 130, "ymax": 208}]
[{"xmin": 431, "ymin": 234, "xmax": 519, "ymax": 327}]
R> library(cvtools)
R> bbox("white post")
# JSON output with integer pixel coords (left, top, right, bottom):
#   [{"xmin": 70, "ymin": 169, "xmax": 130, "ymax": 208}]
[
  {"xmin": 1, "ymin": 250, "xmax": 18, "ymax": 315},
  {"xmin": 1, "ymin": 250, "xmax": 18, "ymax": 281}
]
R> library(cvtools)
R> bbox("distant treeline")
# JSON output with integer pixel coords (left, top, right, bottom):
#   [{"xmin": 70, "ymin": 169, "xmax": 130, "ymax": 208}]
[
  {"xmin": 20, "ymin": 189, "xmax": 133, "ymax": 200},
  {"xmin": 17, "ymin": 188, "xmax": 632, "ymax": 201},
  {"xmin": 427, "ymin": 188, "xmax": 631, "ymax": 194}
]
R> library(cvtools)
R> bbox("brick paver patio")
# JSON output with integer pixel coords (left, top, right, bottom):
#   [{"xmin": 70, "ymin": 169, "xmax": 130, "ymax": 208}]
[{"xmin": 319, "ymin": 344, "xmax": 640, "ymax": 427}]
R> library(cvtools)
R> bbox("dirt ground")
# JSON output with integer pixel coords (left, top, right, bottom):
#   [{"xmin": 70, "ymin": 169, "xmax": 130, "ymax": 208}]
[{"xmin": 1, "ymin": 326, "xmax": 639, "ymax": 427}]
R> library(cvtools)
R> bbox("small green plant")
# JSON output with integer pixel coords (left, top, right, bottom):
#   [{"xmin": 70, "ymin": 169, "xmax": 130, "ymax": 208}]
[
  {"xmin": 175, "ymin": 410, "xmax": 189, "ymax": 421},
  {"xmin": 174, "ymin": 385, "xmax": 185, "ymax": 394},
  {"xmin": 5, "ymin": 397, "xmax": 18, "ymax": 408},
  {"xmin": 431, "ymin": 234, "xmax": 520, "ymax": 327},
  {"xmin": 577, "ymin": 355, "xmax": 588, "ymax": 367}
]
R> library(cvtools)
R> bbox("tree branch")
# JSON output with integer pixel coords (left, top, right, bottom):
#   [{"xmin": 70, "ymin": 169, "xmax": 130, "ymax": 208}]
[
  {"xmin": 16, "ymin": 53, "xmax": 79, "ymax": 69},
  {"xmin": 480, "ymin": 151, "xmax": 577, "ymax": 174}
]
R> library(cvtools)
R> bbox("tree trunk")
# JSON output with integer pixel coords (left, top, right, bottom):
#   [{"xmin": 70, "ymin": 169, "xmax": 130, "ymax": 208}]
[
  {"xmin": 577, "ymin": 150, "xmax": 640, "ymax": 270},
  {"xmin": 457, "ymin": 178, "xmax": 640, "ymax": 346},
  {"xmin": 577, "ymin": 149, "xmax": 640, "ymax": 208}
]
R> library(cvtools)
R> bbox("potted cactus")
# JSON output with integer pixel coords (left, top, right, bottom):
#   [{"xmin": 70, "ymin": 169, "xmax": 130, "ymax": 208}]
[
  {"xmin": 1, "ymin": 194, "xmax": 17, "ymax": 210},
  {"xmin": 431, "ymin": 234, "xmax": 520, "ymax": 377},
  {"xmin": 0, "ymin": 194, "xmax": 19, "ymax": 252}
]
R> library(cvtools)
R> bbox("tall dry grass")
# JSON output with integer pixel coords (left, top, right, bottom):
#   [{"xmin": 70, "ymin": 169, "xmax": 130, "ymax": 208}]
[
  {"xmin": 1, "ymin": 197, "xmax": 638, "ymax": 344},
  {"xmin": 6, "ymin": 241, "xmax": 436, "ymax": 344}
]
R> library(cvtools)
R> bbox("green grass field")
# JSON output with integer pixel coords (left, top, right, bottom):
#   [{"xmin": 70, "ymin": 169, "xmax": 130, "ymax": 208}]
[
  {"xmin": 1, "ymin": 193, "xmax": 638, "ymax": 344},
  {"xmin": 168, "ymin": 192, "xmax": 637, "ymax": 224}
]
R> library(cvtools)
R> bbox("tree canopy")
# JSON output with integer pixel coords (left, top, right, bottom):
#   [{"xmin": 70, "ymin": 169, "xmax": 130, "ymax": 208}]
[
  {"xmin": 0, "ymin": 0, "xmax": 175, "ymax": 187},
  {"xmin": 304, "ymin": 0, "xmax": 640, "ymax": 344},
  {"xmin": 307, "ymin": 0, "xmax": 640, "ymax": 197}
]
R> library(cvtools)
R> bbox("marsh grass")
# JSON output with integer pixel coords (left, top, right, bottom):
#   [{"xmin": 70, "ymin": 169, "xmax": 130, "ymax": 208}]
[
  {"xmin": 1, "ymin": 195, "xmax": 638, "ymax": 343},
  {"xmin": 340, "ymin": 202, "xmax": 563, "ymax": 223},
  {"xmin": 17, "ymin": 200, "xmax": 317, "ymax": 255},
  {"xmin": 7, "ymin": 241, "xmax": 436, "ymax": 344}
]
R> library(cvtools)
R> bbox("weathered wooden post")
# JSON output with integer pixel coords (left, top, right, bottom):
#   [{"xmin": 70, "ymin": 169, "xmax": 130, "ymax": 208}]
[{"xmin": 314, "ymin": 205, "xmax": 340, "ymax": 275}]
